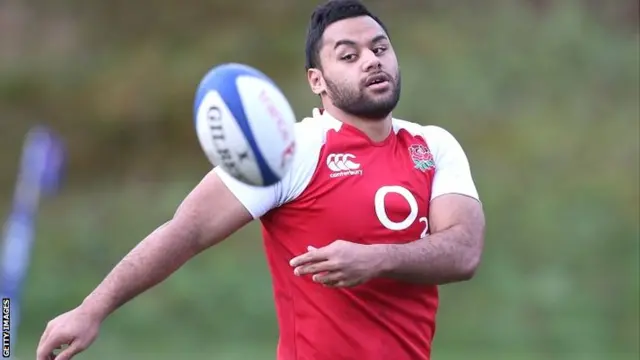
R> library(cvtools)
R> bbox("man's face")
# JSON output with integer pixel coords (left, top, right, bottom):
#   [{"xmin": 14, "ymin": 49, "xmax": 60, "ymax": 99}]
[{"xmin": 308, "ymin": 16, "xmax": 401, "ymax": 120}]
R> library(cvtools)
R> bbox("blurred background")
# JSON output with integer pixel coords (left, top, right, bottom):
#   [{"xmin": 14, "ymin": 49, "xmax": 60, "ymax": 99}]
[{"xmin": 1, "ymin": 0, "xmax": 638, "ymax": 359}]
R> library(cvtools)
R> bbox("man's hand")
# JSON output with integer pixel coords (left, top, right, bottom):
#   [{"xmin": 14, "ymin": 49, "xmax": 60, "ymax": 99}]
[
  {"xmin": 290, "ymin": 240, "xmax": 384, "ymax": 287},
  {"xmin": 36, "ymin": 306, "xmax": 102, "ymax": 360}
]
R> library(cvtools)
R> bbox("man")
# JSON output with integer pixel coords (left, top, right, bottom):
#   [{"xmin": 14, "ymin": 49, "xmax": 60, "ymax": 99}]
[{"xmin": 36, "ymin": 1, "xmax": 485, "ymax": 359}]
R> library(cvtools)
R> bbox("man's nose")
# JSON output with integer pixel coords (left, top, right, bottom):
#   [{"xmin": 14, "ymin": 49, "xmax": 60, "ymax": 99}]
[{"xmin": 361, "ymin": 50, "xmax": 382, "ymax": 72}]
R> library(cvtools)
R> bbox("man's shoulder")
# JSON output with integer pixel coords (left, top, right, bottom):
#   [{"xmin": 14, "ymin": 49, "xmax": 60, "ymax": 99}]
[
  {"xmin": 294, "ymin": 109, "xmax": 341, "ymax": 136},
  {"xmin": 392, "ymin": 117, "xmax": 452, "ymax": 140},
  {"xmin": 391, "ymin": 117, "xmax": 424, "ymax": 135},
  {"xmin": 290, "ymin": 111, "xmax": 337, "ymax": 159},
  {"xmin": 275, "ymin": 110, "xmax": 337, "ymax": 190}
]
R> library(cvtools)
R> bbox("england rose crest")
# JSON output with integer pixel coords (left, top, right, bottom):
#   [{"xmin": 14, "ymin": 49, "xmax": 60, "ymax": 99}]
[{"xmin": 408, "ymin": 144, "xmax": 435, "ymax": 172}]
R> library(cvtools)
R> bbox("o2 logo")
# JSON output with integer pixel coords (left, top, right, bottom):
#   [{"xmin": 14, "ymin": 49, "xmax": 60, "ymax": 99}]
[{"xmin": 374, "ymin": 186, "xmax": 429, "ymax": 238}]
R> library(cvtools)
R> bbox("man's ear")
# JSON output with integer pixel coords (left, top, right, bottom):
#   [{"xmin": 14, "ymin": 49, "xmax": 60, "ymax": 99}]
[{"xmin": 307, "ymin": 68, "xmax": 325, "ymax": 95}]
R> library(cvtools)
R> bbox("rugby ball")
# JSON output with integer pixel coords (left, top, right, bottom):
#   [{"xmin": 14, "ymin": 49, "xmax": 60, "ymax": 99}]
[{"xmin": 193, "ymin": 63, "xmax": 297, "ymax": 186}]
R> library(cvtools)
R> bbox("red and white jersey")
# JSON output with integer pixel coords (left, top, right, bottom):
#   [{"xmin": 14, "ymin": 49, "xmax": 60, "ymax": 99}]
[{"xmin": 215, "ymin": 108, "xmax": 479, "ymax": 360}]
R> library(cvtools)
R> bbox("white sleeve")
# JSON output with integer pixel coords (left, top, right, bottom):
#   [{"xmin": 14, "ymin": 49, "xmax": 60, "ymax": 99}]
[
  {"xmin": 424, "ymin": 125, "xmax": 480, "ymax": 201},
  {"xmin": 213, "ymin": 166, "xmax": 282, "ymax": 218},
  {"xmin": 214, "ymin": 119, "xmax": 323, "ymax": 219}
]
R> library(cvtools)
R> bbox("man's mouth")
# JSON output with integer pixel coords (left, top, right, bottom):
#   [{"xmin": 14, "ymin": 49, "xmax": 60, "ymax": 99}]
[{"xmin": 365, "ymin": 73, "xmax": 390, "ymax": 87}]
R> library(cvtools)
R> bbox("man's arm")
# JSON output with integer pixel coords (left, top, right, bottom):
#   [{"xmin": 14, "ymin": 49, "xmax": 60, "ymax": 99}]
[
  {"xmin": 375, "ymin": 194, "xmax": 485, "ymax": 284},
  {"xmin": 375, "ymin": 125, "xmax": 485, "ymax": 285},
  {"xmin": 79, "ymin": 170, "xmax": 254, "ymax": 321}
]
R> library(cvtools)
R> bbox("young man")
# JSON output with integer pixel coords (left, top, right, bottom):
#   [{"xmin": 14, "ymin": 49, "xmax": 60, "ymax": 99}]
[{"xmin": 36, "ymin": 1, "xmax": 485, "ymax": 359}]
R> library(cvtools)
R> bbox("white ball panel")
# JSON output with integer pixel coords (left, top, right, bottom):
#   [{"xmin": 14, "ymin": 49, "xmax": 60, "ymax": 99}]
[
  {"xmin": 236, "ymin": 76, "xmax": 297, "ymax": 180},
  {"xmin": 195, "ymin": 91, "xmax": 263, "ymax": 185}
]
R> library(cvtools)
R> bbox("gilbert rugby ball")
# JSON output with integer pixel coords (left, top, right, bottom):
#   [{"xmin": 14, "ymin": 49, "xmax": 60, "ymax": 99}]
[{"xmin": 193, "ymin": 63, "xmax": 297, "ymax": 186}]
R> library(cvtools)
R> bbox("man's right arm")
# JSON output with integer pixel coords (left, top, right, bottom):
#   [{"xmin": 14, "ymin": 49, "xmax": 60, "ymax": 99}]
[{"xmin": 79, "ymin": 169, "xmax": 254, "ymax": 321}]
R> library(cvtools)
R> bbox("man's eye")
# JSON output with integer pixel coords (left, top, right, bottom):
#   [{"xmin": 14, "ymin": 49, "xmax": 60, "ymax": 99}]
[
  {"xmin": 341, "ymin": 54, "xmax": 356, "ymax": 61},
  {"xmin": 373, "ymin": 46, "xmax": 387, "ymax": 54}
]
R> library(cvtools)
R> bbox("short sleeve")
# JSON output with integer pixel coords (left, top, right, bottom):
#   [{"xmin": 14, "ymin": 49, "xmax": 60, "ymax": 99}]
[
  {"xmin": 213, "ymin": 117, "xmax": 326, "ymax": 219},
  {"xmin": 423, "ymin": 126, "xmax": 480, "ymax": 201},
  {"xmin": 214, "ymin": 166, "xmax": 283, "ymax": 218}
]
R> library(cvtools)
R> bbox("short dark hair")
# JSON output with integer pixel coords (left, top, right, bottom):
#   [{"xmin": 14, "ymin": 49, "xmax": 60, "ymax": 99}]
[{"xmin": 304, "ymin": 0, "xmax": 389, "ymax": 70}]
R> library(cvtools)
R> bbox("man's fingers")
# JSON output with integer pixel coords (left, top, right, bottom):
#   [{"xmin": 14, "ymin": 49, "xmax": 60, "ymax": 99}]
[
  {"xmin": 331, "ymin": 280, "xmax": 352, "ymax": 287},
  {"xmin": 325, "ymin": 279, "xmax": 358, "ymax": 288},
  {"xmin": 53, "ymin": 342, "xmax": 82, "ymax": 360},
  {"xmin": 36, "ymin": 339, "xmax": 55, "ymax": 360},
  {"xmin": 290, "ymin": 247, "xmax": 328, "ymax": 267},
  {"xmin": 313, "ymin": 271, "xmax": 345, "ymax": 286},
  {"xmin": 38, "ymin": 323, "xmax": 52, "ymax": 352},
  {"xmin": 294, "ymin": 260, "xmax": 340, "ymax": 276},
  {"xmin": 37, "ymin": 334, "xmax": 69, "ymax": 360}
]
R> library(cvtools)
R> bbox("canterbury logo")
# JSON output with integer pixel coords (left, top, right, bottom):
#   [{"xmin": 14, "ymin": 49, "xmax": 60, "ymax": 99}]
[
  {"xmin": 326, "ymin": 153, "xmax": 363, "ymax": 178},
  {"xmin": 327, "ymin": 153, "xmax": 360, "ymax": 171}
]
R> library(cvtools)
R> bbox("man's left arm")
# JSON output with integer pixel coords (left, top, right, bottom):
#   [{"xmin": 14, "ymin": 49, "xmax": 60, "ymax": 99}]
[
  {"xmin": 375, "ymin": 126, "xmax": 485, "ymax": 285},
  {"xmin": 375, "ymin": 194, "xmax": 484, "ymax": 284}
]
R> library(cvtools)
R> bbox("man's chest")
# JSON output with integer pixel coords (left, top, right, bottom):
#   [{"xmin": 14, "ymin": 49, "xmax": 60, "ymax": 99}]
[{"xmin": 293, "ymin": 137, "xmax": 436, "ymax": 245}]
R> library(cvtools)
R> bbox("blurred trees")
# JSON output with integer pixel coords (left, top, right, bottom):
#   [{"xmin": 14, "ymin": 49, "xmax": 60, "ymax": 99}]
[{"xmin": 0, "ymin": 0, "xmax": 637, "ymax": 190}]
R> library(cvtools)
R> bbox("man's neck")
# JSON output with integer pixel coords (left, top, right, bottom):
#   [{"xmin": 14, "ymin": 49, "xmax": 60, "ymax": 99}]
[{"xmin": 322, "ymin": 106, "xmax": 392, "ymax": 143}]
